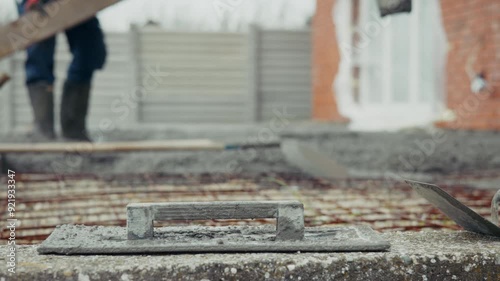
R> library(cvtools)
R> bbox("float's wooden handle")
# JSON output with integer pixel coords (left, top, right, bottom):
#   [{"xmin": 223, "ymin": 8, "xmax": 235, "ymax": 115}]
[{"xmin": 127, "ymin": 201, "xmax": 305, "ymax": 241}]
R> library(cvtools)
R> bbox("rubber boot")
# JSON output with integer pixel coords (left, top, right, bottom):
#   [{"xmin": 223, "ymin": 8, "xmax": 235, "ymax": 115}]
[
  {"xmin": 27, "ymin": 81, "xmax": 56, "ymax": 141},
  {"xmin": 60, "ymin": 81, "xmax": 92, "ymax": 142}
]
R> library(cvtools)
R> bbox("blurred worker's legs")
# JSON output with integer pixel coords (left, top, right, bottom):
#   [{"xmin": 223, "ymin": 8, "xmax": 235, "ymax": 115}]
[
  {"xmin": 60, "ymin": 17, "xmax": 107, "ymax": 142},
  {"xmin": 27, "ymin": 82, "xmax": 56, "ymax": 140},
  {"xmin": 25, "ymin": 36, "xmax": 57, "ymax": 140},
  {"xmin": 19, "ymin": 0, "xmax": 106, "ymax": 142},
  {"xmin": 19, "ymin": 0, "xmax": 56, "ymax": 140}
]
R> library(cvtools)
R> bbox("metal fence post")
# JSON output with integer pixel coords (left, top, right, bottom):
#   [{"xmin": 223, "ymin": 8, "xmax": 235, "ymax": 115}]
[
  {"xmin": 247, "ymin": 24, "xmax": 260, "ymax": 123},
  {"xmin": 129, "ymin": 24, "xmax": 142, "ymax": 125},
  {"xmin": 0, "ymin": 60, "xmax": 7, "ymax": 134},
  {"xmin": 1, "ymin": 57, "xmax": 16, "ymax": 133}
]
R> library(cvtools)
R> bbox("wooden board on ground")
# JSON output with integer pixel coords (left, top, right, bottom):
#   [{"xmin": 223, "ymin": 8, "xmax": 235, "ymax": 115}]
[
  {"xmin": 0, "ymin": 139, "xmax": 225, "ymax": 154},
  {"xmin": 0, "ymin": 0, "xmax": 121, "ymax": 60}
]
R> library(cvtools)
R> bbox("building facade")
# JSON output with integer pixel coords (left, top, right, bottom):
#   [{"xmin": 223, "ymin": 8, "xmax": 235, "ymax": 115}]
[{"xmin": 313, "ymin": 0, "xmax": 500, "ymax": 131}]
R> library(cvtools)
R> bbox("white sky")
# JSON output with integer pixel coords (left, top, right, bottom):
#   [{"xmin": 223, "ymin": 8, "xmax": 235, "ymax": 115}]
[{"xmin": 0, "ymin": 0, "xmax": 315, "ymax": 32}]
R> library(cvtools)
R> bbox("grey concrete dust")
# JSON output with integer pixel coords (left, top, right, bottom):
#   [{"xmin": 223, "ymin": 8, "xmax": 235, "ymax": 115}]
[{"xmin": 1, "ymin": 123, "xmax": 500, "ymax": 177}]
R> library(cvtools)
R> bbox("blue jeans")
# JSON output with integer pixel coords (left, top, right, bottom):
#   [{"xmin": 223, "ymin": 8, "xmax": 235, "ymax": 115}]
[{"xmin": 18, "ymin": 1, "xmax": 107, "ymax": 84}]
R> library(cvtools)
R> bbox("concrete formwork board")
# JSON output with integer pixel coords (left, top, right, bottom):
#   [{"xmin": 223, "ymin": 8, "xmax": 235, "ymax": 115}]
[{"xmin": 2, "ymin": 231, "xmax": 500, "ymax": 281}]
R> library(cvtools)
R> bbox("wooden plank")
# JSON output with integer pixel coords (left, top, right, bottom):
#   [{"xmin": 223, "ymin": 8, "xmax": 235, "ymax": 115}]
[
  {"xmin": 0, "ymin": 0, "xmax": 121, "ymax": 59},
  {"xmin": 0, "ymin": 139, "xmax": 225, "ymax": 153}
]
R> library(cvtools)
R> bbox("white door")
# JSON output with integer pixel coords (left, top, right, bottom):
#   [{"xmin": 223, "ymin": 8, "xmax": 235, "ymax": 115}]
[{"xmin": 334, "ymin": 0, "xmax": 446, "ymax": 131}]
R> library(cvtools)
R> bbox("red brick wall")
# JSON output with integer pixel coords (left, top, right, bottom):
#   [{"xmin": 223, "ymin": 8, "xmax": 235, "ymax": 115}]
[
  {"xmin": 437, "ymin": 0, "xmax": 500, "ymax": 130},
  {"xmin": 312, "ymin": 0, "xmax": 500, "ymax": 129},
  {"xmin": 312, "ymin": 0, "xmax": 348, "ymax": 122}
]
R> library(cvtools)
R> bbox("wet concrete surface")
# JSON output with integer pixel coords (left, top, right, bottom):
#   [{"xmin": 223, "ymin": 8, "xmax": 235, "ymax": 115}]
[
  {"xmin": 1, "ymin": 123, "xmax": 500, "ymax": 280},
  {"xmin": 1, "ymin": 123, "xmax": 500, "ymax": 177},
  {"xmin": 3, "ymin": 173, "xmax": 500, "ymax": 245}
]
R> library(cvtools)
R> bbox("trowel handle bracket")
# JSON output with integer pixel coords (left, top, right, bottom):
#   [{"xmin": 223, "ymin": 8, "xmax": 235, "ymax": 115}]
[{"xmin": 127, "ymin": 201, "xmax": 305, "ymax": 241}]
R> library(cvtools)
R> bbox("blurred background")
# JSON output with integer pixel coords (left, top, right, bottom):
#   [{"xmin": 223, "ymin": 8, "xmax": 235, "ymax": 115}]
[
  {"xmin": 0, "ymin": 0, "xmax": 497, "ymax": 132},
  {"xmin": 0, "ymin": 0, "xmax": 499, "ymax": 246}
]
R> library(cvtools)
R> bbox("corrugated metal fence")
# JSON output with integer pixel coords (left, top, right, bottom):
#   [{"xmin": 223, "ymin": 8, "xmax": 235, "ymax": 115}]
[{"xmin": 0, "ymin": 26, "xmax": 312, "ymax": 133}]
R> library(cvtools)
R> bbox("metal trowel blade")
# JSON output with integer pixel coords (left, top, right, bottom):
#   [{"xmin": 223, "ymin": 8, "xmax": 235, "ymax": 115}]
[
  {"xmin": 281, "ymin": 140, "xmax": 349, "ymax": 180},
  {"xmin": 406, "ymin": 180, "xmax": 500, "ymax": 237}
]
